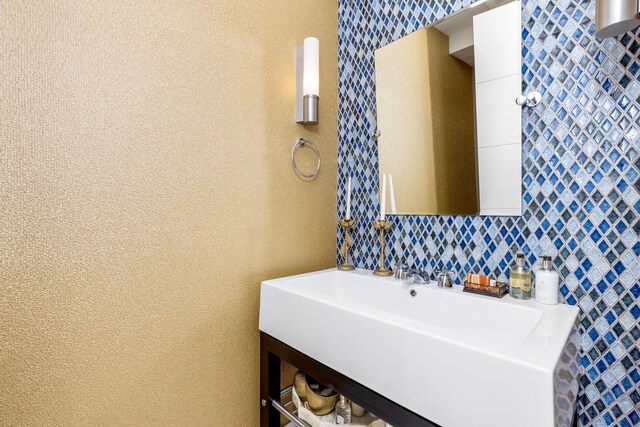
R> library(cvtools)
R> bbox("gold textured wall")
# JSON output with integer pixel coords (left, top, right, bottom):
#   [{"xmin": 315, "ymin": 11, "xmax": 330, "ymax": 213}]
[
  {"xmin": 0, "ymin": 1, "xmax": 337, "ymax": 425},
  {"xmin": 425, "ymin": 27, "xmax": 477, "ymax": 214}
]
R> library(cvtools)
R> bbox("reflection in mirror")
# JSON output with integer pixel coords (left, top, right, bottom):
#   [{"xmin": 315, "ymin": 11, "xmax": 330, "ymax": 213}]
[
  {"xmin": 375, "ymin": 0, "xmax": 522, "ymax": 216},
  {"xmin": 376, "ymin": 26, "xmax": 478, "ymax": 215}
]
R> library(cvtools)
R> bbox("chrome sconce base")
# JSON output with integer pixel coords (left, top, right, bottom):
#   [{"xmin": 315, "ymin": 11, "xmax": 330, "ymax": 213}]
[
  {"xmin": 301, "ymin": 95, "xmax": 319, "ymax": 125},
  {"xmin": 595, "ymin": 0, "xmax": 640, "ymax": 38}
]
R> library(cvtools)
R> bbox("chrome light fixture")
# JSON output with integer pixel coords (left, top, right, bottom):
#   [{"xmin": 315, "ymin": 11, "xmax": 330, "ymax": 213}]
[
  {"xmin": 296, "ymin": 37, "xmax": 319, "ymax": 125},
  {"xmin": 596, "ymin": 0, "xmax": 640, "ymax": 38}
]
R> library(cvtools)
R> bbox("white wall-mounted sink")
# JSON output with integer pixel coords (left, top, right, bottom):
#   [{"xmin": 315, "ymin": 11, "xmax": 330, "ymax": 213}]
[{"xmin": 259, "ymin": 269, "xmax": 580, "ymax": 427}]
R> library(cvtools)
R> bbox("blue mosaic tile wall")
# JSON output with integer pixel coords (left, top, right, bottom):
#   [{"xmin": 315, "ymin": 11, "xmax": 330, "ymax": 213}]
[{"xmin": 336, "ymin": 0, "xmax": 640, "ymax": 425}]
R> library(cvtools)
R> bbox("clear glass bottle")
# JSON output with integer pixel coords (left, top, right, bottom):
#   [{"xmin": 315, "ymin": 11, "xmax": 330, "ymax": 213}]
[
  {"xmin": 535, "ymin": 255, "xmax": 559, "ymax": 305},
  {"xmin": 510, "ymin": 253, "xmax": 532, "ymax": 300},
  {"xmin": 336, "ymin": 395, "xmax": 352, "ymax": 424}
]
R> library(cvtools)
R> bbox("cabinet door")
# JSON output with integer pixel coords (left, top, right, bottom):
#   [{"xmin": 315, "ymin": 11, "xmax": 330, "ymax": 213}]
[
  {"xmin": 473, "ymin": 1, "xmax": 521, "ymax": 84},
  {"xmin": 475, "ymin": 74, "xmax": 522, "ymax": 149},
  {"xmin": 474, "ymin": 0, "xmax": 522, "ymax": 216},
  {"xmin": 478, "ymin": 144, "xmax": 522, "ymax": 216}
]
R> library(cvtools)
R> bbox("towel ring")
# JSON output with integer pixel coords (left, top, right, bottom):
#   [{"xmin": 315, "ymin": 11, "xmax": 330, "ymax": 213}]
[{"xmin": 291, "ymin": 138, "xmax": 321, "ymax": 179}]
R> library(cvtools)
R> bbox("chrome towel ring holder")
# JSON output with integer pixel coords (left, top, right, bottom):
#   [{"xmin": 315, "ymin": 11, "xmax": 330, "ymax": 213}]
[{"xmin": 291, "ymin": 138, "xmax": 321, "ymax": 179}]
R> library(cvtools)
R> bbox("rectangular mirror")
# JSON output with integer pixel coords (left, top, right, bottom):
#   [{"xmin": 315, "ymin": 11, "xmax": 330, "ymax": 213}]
[{"xmin": 375, "ymin": 0, "xmax": 522, "ymax": 216}]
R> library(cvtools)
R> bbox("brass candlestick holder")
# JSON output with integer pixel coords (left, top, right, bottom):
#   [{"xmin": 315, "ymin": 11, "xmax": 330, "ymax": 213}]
[
  {"xmin": 337, "ymin": 219, "xmax": 356, "ymax": 271},
  {"xmin": 372, "ymin": 219, "xmax": 393, "ymax": 277}
]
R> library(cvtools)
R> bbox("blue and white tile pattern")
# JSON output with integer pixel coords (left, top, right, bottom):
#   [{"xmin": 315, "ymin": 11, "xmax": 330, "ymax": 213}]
[{"xmin": 336, "ymin": 0, "xmax": 640, "ymax": 425}]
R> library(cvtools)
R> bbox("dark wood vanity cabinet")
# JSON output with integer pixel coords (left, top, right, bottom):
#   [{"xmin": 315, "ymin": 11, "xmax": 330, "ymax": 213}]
[{"xmin": 260, "ymin": 332, "xmax": 439, "ymax": 427}]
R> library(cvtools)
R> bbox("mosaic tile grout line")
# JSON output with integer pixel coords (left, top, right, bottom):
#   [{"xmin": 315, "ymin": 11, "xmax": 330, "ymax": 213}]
[{"xmin": 336, "ymin": 0, "xmax": 640, "ymax": 426}]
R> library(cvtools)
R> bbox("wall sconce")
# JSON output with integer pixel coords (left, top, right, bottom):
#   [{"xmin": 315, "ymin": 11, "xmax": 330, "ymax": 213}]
[
  {"xmin": 596, "ymin": 0, "xmax": 640, "ymax": 38},
  {"xmin": 296, "ymin": 37, "xmax": 319, "ymax": 125}
]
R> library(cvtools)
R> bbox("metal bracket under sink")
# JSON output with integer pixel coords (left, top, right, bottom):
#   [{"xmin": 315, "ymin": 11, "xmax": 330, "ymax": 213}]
[{"xmin": 268, "ymin": 385, "xmax": 311, "ymax": 427}]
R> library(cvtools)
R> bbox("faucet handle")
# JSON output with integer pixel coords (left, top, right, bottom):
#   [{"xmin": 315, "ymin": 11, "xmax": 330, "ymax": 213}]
[
  {"xmin": 437, "ymin": 269, "xmax": 454, "ymax": 288},
  {"xmin": 394, "ymin": 263, "xmax": 410, "ymax": 280}
]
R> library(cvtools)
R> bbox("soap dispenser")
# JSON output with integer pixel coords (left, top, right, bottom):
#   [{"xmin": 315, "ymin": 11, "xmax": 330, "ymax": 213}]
[
  {"xmin": 535, "ymin": 255, "xmax": 559, "ymax": 305},
  {"xmin": 509, "ymin": 253, "xmax": 532, "ymax": 300}
]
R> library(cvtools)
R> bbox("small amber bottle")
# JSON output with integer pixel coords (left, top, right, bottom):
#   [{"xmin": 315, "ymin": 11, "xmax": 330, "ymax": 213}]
[{"xmin": 509, "ymin": 253, "xmax": 532, "ymax": 300}]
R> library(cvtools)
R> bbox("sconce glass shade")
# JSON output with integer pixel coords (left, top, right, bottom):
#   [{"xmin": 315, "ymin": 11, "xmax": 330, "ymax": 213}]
[
  {"xmin": 595, "ymin": 0, "xmax": 640, "ymax": 38},
  {"xmin": 303, "ymin": 37, "xmax": 319, "ymax": 97}
]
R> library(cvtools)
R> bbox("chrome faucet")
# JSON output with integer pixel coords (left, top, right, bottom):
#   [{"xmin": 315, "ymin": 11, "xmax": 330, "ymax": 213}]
[{"xmin": 394, "ymin": 264, "xmax": 431, "ymax": 284}]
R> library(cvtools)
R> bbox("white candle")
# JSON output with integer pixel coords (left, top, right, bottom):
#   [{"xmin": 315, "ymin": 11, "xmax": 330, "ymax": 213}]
[
  {"xmin": 346, "ymin": 177, "xmax": 352, "ymax": 220},
  {"xmin": 389, "ymin": 174, "xmax": 397, "ymax": 215},
  {"xmin": 380, "ymin": 174, "xmax": 386, "ymax": 220}
]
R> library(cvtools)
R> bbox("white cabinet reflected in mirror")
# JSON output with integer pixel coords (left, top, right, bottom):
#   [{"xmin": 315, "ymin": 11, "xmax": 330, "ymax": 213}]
[{"xmin": 375, "ymin": 0, "xmax": 523, "ymax": 216}]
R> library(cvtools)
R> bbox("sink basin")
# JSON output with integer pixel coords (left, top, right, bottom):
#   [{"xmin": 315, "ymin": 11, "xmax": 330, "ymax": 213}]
[{"xmin": 259, "ymin": 269, "xmax": 580, "ymax": 427}]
